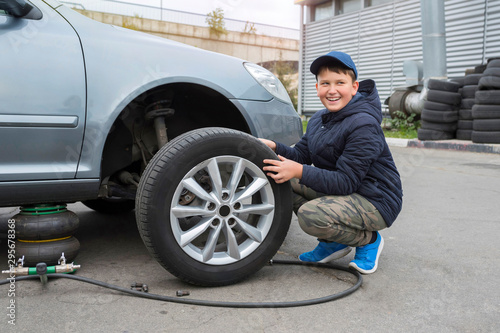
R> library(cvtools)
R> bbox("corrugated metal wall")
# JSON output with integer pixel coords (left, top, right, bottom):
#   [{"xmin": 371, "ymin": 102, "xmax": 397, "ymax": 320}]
[
  {"xmin": 446, "ymin": 0, "xmax": 488, "ymax": 76},
  {"xmin": 299, "ymin": 0, "xmax": 500, "ymax": 116},
  {"xmin": 485, "ymin": 0, "xmax": 500, "ymax": 57}
]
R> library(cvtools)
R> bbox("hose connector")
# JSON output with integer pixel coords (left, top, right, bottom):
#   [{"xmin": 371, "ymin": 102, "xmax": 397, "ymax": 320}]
[{"xmin": 2, "ymin": 253, "xmax": 80, "ymax": 276}]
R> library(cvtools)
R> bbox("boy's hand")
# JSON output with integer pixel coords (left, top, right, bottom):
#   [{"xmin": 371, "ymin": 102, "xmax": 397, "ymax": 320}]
[
  {"xmin": 263, "ymin": 155, "xmax": 303, "ymax": 183},
  {"xmin": 259, "ymin": 138, "xmax": 276, "ymax": 152}
]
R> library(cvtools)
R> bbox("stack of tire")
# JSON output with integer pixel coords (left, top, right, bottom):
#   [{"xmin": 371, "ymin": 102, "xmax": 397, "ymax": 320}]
[
  {"xmin": 418, "ymin": 79, "xmax": 462, "ymax": 141},
  {"xmin": 14, "ymin": 204, "xmax": 80, "ymax": 266},
  {"xmin": 458, "ymin": 72, "xmax": 483, "ymax": 140},
  {"xmin": 472, "ymin": 59, "xmax": 500, "ymax": 144}
]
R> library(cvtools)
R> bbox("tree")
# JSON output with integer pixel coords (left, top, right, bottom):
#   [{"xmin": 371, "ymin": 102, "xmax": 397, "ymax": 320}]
[
  {"xmin": 243, "ymin": 21, "xmax": 257, "ymax": 34},
  {"xmin": 273, "ymin": 52, "xmax": 298, "ymax": 111},
  {"xmin": 206, "ymin": 8, "xmax": 227, "ymax": 38}
]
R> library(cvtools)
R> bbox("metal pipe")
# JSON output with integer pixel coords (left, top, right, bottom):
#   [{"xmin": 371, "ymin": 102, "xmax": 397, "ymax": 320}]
[
  {"xmin": 420, "ymin": 0, "xmax": 448, "ymax": 85},
  {"xmin": 404, "ymin": 91, "xmax": 424, "ymax": 115},
  {"xmin": 388, "ymin": 0, "xmax": 449, "ymax": 117},
  {"xmin": 297, "ymin": 4, "xmax": 304, "ymax": 115}
]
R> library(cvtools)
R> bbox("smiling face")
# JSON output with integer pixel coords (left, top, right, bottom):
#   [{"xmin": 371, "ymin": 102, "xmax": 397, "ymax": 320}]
[{"xmin": 316, "ymin": 68, "xmax": 359, "ymax": 112}]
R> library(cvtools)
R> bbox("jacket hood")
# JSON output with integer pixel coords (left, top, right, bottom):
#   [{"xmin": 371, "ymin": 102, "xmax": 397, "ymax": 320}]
[{"xmin": 321, "ymin": 79, "xmax": 382, "ymax": 124}]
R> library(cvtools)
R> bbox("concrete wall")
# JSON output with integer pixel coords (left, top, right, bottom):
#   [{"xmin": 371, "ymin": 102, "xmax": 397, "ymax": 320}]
[{"xmin": 77, "ymin": 10, "xmax": 299, "ymax": 64}]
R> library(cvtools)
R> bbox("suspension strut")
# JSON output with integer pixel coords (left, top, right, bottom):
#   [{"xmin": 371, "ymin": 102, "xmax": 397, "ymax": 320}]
[{"xmin": 145, "ymin": 100, "xmax": 175, "ymax": 149}]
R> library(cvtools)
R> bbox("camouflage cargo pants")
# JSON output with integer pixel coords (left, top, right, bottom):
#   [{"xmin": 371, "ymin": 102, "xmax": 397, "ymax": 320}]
[{"xmin": 291, "ymin": 179, "xmax": 387, "ymax": 247}]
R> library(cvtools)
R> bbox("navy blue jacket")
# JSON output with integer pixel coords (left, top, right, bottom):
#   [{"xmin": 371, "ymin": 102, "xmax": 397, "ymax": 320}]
[{"xmin": 275, "ymin": 80, "xmax": 403, "ymax": 226}]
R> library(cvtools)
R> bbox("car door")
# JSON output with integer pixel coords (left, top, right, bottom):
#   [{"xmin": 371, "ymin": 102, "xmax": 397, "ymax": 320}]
[{"xmin": 0, "ymin": 0, "xmax": 86, "ymax": 181}]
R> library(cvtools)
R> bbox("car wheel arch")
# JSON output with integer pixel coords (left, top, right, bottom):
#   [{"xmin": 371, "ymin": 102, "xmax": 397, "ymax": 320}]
[{"xmin": 98, "ymin": 81, "xmax": 254, "ymax": 184}]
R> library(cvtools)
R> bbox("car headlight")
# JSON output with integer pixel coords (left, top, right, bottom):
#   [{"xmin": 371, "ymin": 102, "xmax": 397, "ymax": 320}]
[{"xmin": 244, "ymin": 63, "xmax": 292, "ymax": 104}]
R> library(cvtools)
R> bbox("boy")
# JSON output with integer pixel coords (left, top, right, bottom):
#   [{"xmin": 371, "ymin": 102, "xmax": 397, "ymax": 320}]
[{"xmin": 260, "ymin": 51, "xmax": 403, "ymax": 274}]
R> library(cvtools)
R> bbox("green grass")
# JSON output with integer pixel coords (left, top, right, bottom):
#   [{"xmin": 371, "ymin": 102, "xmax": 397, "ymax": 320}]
[{"xmin": 383, "ymin": 129, "xmax": 418, "ymax": 139}]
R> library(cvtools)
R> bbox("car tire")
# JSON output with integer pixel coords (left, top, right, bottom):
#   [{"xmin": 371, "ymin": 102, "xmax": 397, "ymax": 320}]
[
  {"xmin": 487, "ymin": 59, "xmax": 500, "ymax": 68},
  {"xmin": 420, "ymin": 120, "xmax": 457, "ymax": 132},
  {"xmin": 473, "ymin": 119, "xmax": 500, "ymax": 131},
  {"xmin": 426, "ymin": 90, "xmax": 462, "ymax": 106},
  {"xmin": 475, "ymin": 90, "xmax": 500, "ymax": 105},
  {"xmin": 424, "ymin": 100, "xmax": 457, "ymax": 111},
  {"xmin": 483, "ymin": 68, "xmax": 500, "ymax": 77},
  {"xmin": 82, "ymin": 198, "xmax": 135, "ymax": 214},
  {"xmin": 471, "ymin": 131, "xmax": 500, "ymax": 143},
  {"xmin": 450, "ymin": 77, "xmax": 465, "ymax": 87},
  {"xmin": 456, "ymin": 129, "xmax": 472, "ymax": 140},
  {"xmin": 459, "ymin": 109, "xmax": 473, "ymax": 120},
  {"xmin": 14, "ymin": 210, "xmax": 79, "ymax": 240},
  {"xmin": 475, "ymin": 64, "xmax": 487, "ymax": 74},
  {"xmin": 460, "ymin": 98, "xmax": 475, "ymax": 109},
  {"xmin": 417, "ymin": 128, "xmax": 454, "ymax": 141},
  {"xmin": 16, "ymin": 237, "xmax": 80, "ymax": 266},
  {"xmin": 464, "ymin": 73, "xmax": 483, "ymax": 85},
  {"xmin": 136, "ymin": 127, "xmax": 292, "ymax": 286},
  {"xmin": 462, "ymin": 85, "xmax": 478, "ymax": 99},
  {"xmin": 457, "ymin": 120, "xmax": 473, "ymax": 130},
  {"xmin": 478, "ymin": 76, "xmax": 500, "ymax": 90},
  {"xmin": 461, "ymin": 85, "xmax": 478, "ymax": 99},
  {"xmin": 427, "ymin": 79, "xmax": 461, "ymax": 92},
  {"xmin": 421, "ymin": 110, "xmax": 458, "ymax": 123},
  {"xmin": 472, "ymin": 104, "xmax": 500, "ymax": 119}
]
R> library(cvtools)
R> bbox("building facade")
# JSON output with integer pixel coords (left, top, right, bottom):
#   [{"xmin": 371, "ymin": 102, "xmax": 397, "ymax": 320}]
[{"xmin": 295, "ymin": 0, "xmax": 500, "ymax": 115}]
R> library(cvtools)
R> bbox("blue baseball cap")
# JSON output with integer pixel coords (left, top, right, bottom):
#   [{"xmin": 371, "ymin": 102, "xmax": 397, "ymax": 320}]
[{"xmin": 310, "ymin": 51, "xmax": 358, "ymax": 79}]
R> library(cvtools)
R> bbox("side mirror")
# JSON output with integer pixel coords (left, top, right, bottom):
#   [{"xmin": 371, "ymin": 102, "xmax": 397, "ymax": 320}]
[{"xmin": 0, "ymin": 0, "xmax": 34, "ymax": 18}]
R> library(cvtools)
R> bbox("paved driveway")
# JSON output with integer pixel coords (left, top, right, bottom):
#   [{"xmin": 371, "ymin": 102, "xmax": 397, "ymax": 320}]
[{"xmin": 1, "ymin": 146, "xmax": 499, "ymax": 332}]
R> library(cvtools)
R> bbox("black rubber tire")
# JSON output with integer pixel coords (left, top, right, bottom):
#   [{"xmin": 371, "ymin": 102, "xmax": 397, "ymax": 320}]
[
  {"xmin": 427, "ymin": 90, "xmax": 462, "ymax": 106},
  {"xmin": 460, "ymin": 98, "xmax": 475, "ymax": 109},
  {"xmin": 421, "ymin": 109, "xmax": 458, "ymax": 123},
  {"xmin": 15, "ymin": 237, "xmax": 80, "ymax": 266},
  {"xmin": 487, "ymin": 59, "xmax": 500, "ymax": 68},
  {"xmin": 472, "ymin": 104, "xmax": 500, "ymax": 119},
  {"xmin": 456, "ymin": 129, "xmax": 472, "ymax": 140},
  {"xmin": 459, "ymin": 109, "xmax": 473, "ymax": 120},
  {"xmin": 14, "ymin": 211, "xmax": 79, "ymax": 240},
  {"xmin": 136, "ymin": 127, "xmax": 292, "ymax": 286},
  {"xmin": 483, "ymin": 68, "xmax": 500, "ymax": 77},
  {"xmin": 457, "ymin": 120, "xmax": 473, "ymax": 130},
  {"xmin": 427, "ymin": 79, "xmax": 461, "ymax": 92},
  {"xmin": 478, "ymin": 76, "xmax": 500, "ymax": 90},
  {"xmin": 464, "ymin": 74, "xmax": 483, "ymax": 85},
  {"xmin": 420, "ymin": 120, "xmax": 457, "ymax": 132},
  {"xmin": 475, "ymin": 90, "xmax": 500, "ymax": 105},
  {"xmin": 450, "ymin": 77, "xmax": 465, "ymax": 87},
  {"xmin": 417, "ymin": 128, "xmax": 454, "ymax": 141},
  {"xmin": 423, "ymin": 100, "xmax": 457, "ymax": 111},
  {"xmin": 475, "ymin": 64, "xmax": 487, "ymax": 74},
  {"xmin": 461, "ymin": 85, "xmax": 478, "ymax": 98},
  {"xmin": 471, "ymin": 131, "xmax": 500, "ymax": 143},
  {"xmin": 473, "ymin": 119, "xmax": 500, "ymax": 131},
  {"xmin": 82, "ymin": 198, "xmax": 135, "ymax": 214}
]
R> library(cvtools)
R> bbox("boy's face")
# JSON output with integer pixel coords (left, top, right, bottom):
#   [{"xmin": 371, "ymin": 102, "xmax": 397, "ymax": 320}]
[{"xmin": 316, "ymin": 68, "xmax": 359, "ymax": 112}]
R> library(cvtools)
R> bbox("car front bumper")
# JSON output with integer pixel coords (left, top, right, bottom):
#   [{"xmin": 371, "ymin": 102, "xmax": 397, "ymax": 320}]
[{"xmin": 232, "ymin": 98, "xmax": 303, "ymax": 147}]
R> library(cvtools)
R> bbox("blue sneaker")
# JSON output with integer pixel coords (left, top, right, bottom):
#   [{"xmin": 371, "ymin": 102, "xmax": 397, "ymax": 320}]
[
  {"xmin": 299, "ymin": 241, "xmax": 351, "ymax": 263},
  {"xmin": 349, "ymin": 232, "xmax": 384, "ymax": 274}
]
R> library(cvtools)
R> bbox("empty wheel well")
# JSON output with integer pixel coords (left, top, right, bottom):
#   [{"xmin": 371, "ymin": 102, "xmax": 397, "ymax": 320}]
[{"xmin": 100, "ymin": 83, "xmax": 251, "ymax": 181}]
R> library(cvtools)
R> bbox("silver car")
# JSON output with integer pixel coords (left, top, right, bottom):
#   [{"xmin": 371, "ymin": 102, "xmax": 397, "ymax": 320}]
[{"xmin": 0, "ymin": 0, "xmax": 302, "ymax": 285}]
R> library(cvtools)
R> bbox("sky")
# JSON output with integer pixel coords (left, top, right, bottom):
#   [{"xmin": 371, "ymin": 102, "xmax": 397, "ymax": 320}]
[{"xmin": 138, "ymin": 0, "xmax": 301, "ymax": 29}]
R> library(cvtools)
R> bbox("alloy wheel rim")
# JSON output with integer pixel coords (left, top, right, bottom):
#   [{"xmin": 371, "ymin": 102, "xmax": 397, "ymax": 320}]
[{"xmin": 170, "ymin": 155, "xmax": 275, "ymax": 265}]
